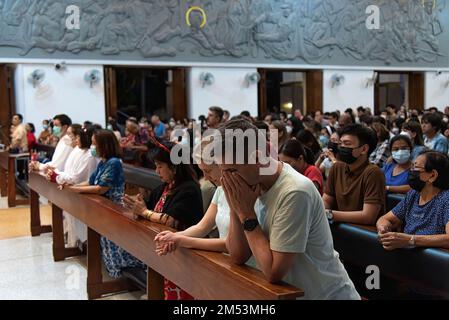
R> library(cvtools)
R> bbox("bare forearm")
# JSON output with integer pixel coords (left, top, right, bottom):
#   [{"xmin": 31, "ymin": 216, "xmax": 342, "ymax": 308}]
[
  {"xmin": 178, "ymin": 223, "xmax": 212, "ymax": 238},
  {"xmin": 388, "ymin": 185, "xmax": 411, "ymax": 194},
  {"xmin": 69, "ymin": 185, "xmax": 108, "ymax": 195},
  {"xmin": 179, "ymin": 237, "xmax": 227, "ymax": 253},
  {"xmin": 333, "ymin": 210, "xmax": 377, "ymax": 225},
  {"xmin": 244, "ymin": 228, "xmax": 277, "ymax": 281},
  {"xmin": 415, "ymin": 234, "xmax": 449, "ymax": 249},
  {"xmin": 226, "ymin": 211, "xmax": 251, "ymax": 264}
]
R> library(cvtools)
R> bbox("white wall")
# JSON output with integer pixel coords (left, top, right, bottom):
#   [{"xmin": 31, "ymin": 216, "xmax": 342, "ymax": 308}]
[
  {"xmin": 322, "ymin": 70, "xmax": 375, "ymax": 113},
  {"xmin": 15, "ymin": 64, "xmax": 106, "ymax": 133},
  {"xmin": 424, "ymin": 71, "xmax": 449, "ymax": 111},
  {"xmin": 187, "ymin": 67, "xmax": 258, "ymax": 120}
]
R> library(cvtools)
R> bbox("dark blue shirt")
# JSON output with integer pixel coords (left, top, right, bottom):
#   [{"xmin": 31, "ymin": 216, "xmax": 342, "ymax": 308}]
[
  {"xmin": 89, "ymin": 157, "xmax": 124, "ymax": 204},
  {"xmin": 382, "ymin": 163, "xmax": 410, "ymax": 186},
  {"xmin": 392, "ymin": 190, "xmax": 449, "ymax": 235}
]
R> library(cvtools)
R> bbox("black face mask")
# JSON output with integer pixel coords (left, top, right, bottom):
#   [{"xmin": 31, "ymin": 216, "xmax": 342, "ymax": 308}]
[
  {"xmin": 408, "ymin": 170, "xmax": 427, "ymax": 192},
  {"xmin": 338, "ymin": 146, "xmax": 358, "ymax": 164},
  {"xmin": 327, "ymin": 142, "xmax": 339, "ymax": 155}
]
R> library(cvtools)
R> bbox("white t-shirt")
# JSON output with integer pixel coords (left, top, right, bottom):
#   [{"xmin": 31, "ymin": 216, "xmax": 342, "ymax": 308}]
[
  {"xmin": 253, "ymin": 163, "xmax": 360, "ymax": 300},
  {"xmin": 39, "ymin": 134, "xmax": 74, "ymax": 171},
  {"xmin": 211, "ymin": 187, "xmax": 230, "ymax": 239}
]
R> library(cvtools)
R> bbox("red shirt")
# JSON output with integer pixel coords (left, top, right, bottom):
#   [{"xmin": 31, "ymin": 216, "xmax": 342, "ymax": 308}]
[
  {"xmin": 27, "ymin": 132, "xmax": 37, "ymax": 151},
  {"xmin": 304, "ymin": 164, "xmax": 324, "ymax": 195}
]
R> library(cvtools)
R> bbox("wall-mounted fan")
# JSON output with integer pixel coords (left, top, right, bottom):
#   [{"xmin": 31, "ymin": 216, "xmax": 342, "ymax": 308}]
[
  {"xmin": 331, "ymin": 74, "xmax": 345, "ymax": 88},
  {"xmin": 365, "ymin": 72, "xmax": 378, "ymax": 88},
  {"xmin": 84, "ymin": 69, "xmax": 102, "ymax": 88},
  {"xmin": 245, "ymin": 72, "xmax": 260, "ymax": 87},
  {"xmin": 28, "ymin": 70, "xmax": 45, "ymax": 88},
  {"xmin": 199, "ymin": 72, "xmax": 214, "ymax": 88}
]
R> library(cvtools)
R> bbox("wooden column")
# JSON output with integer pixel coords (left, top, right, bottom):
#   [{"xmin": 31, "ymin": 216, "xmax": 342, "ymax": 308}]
[
  {"xmin": 0, "ymin": 64, "xmax": 15, "ymax": 145},
  {"xmin": 104, "ymin": 67, "xmax": 118, "ymax": 121},
  {"xmin": 409, "ymin": 72, "xmax": 425, "ymax": 111},
  {"xmin": 172, "ymin": 68, "xmax": 187, "ymax": 121},
  {"xmin": 306, "ymin": 70, "xmax": 323, "ymax": 114},
  {"xmin": 0, "ymin": 165, "xmax": 6, "ymax": 197},
  {"xmin": 258, "ymin": 69, "xmax": 268, "ymax": 118}
]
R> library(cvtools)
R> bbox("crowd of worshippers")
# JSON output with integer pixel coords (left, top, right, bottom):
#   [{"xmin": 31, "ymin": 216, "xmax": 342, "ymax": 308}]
[{"xmin": 6, "ymin": 103, "xmax": 449, "ymax": 300}]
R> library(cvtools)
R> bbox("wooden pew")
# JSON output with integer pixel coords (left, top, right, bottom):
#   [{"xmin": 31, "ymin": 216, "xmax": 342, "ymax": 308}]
[
  {"xmin": 331, "ymin": 223, "xmax": 449, "ymax": 298},
  {"xmin": 28, "ymin": 172, "xmax": 304, "ymax": 300},
  {"xmin": 29, "ymin": 163, "xmax": 161, "ymax": 237},
  {"xmin": 0, "ymin": 151, "xmax": 30, "ymax": 207}
]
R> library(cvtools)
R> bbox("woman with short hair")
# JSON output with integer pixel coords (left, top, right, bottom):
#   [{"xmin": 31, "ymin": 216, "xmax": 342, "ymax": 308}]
[{"xmin": 377, "ymin": 151, "xmax": 449, "ymax": 250}]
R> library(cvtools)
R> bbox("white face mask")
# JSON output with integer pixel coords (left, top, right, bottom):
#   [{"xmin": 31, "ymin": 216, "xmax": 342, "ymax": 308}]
[
  {"xmin": 286, "ymin": 125, "xmax": 293, "ymax": 134},
  {"xmin": 400, "ymin": 131, "xmax": 411, "ymax": 138}
]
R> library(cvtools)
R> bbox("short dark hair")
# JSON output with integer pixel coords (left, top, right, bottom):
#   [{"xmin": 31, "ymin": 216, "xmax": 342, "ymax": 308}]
[
  {"xmin": 209, "ymin": 106, "xmax": 224, "ymax": 122},
  {"xmin": 357, "ymin": 106, "xmax": 366, "ymax": 113},
  {"xmin": 14, "ymin": 114, "xmax": 23, "ymax": 122},
  {"xmin": 240, "ymin": 111, "xmax": 251, "ymax": 118},
  {"xmin": 329, "ymin": 112, "xmax": 338, "ymax": 120},
  {"xmin": 27, "ymin": 123, "xmax": 35, "ymax": 133},
  {"xmin": 386, "ymin": 104, "xmax": 397, "ymax": 111},
  {"xmin": 53, "ymin": 114, "xmax": 72, "ymax": 127},
  {"xmin": 281, "ymin": 139, "xmax": 315, "ymax": 165},
  {"xmin": 421, "ymin": 151, "xmax": 449, "ymax": 190},
  {"xmin": 389, "ymin": 134, "xmax": 413, "ymax": 153},
  {"xmin": 216, "ymin": 119, "xmax": 263, "ymax": 164},
  {"xmin": 340, "ymin": 124, "xmax": 378, "ymax": 155},
  {"xmin": 253, "ymin": 120, "xmax": 269, "ymax": 131},
  {"xmin": 422, "ymin": 113, "xmax": 444, "ymax": 132},
  {"xmin": 94, "ymin": 129, "xmax": 122, "ymax": 159}
]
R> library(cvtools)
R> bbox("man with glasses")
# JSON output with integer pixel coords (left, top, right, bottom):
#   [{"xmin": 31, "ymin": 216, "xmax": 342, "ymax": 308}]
[{"xmin": 323, "ymin": 124, "xmax": 386, "ymax": 225}]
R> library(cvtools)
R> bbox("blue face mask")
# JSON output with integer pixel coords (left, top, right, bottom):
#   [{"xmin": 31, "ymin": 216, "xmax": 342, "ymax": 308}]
[
  {"xmin": 53, "ymin": 126, "xmax": 62, "ymax": 137},
  {"xmin": 319, "ymin": 135, "xmax": 329, "ymax": 147},
  {"xmin": 90, "ymin": 145, "xmax": 97, "ymax": 158},
  {"xmin": 392, "ymin": 149, "xmax": 411, "ymax": 164}
]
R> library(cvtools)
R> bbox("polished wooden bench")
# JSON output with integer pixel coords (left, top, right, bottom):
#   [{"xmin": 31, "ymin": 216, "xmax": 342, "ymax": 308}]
[
  {"xmin": 28, "ymin": 172, "xmax": 303, "ymax": 300},
  {"xmin": 29, "ymin": 163, "xmax": 161, "ymax": 237},
  {"xmin": 0, "ymin": 151, "xmax": 30, "ymax": 207},
  {"xmin": 331, "ymin": 223, "xmax": 449, "ymax": 298}
]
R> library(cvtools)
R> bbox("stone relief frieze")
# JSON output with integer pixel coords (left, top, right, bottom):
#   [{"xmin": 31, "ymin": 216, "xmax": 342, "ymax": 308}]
[{"xmin": 0, "ymin": 0, "xmax": 447, "ymax": 67}]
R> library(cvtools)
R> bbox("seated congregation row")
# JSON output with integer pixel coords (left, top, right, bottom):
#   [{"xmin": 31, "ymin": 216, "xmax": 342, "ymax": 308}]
[{"xmin": 27, "ymin": 112, "xmax": 449, "ymax": 300}]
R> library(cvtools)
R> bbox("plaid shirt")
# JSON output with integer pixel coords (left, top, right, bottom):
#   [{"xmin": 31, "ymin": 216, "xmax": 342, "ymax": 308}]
[{"xmin": 369, "ymin": 140, "xmax": 390, "ymax": 168}]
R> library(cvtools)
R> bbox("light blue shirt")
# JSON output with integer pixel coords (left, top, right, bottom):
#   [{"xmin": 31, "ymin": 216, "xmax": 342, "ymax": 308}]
[{"xmin": 424, "ymin": 133, "xmax": 449, "ymax": 154}]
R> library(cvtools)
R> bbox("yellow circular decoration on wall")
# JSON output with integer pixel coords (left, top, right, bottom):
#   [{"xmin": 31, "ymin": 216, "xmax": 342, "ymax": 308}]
[{"xmin": 186, "ymin": 6, "xmax": 207, "ymax": 29}]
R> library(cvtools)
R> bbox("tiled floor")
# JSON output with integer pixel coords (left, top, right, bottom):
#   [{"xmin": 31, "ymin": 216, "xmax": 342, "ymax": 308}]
[{"xmin": 0, "ymin": 197, "xmax": 143, "ymax": 300}]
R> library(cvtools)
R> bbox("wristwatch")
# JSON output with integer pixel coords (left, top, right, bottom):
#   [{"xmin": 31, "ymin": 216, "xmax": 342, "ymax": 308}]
[
  {"xmin": 242, "ymin": 218, "xmax": 259, "ymax": 232},
  {"xmin": 326, "ymin": 209, "xmax": 334, "ymax": 222}
]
